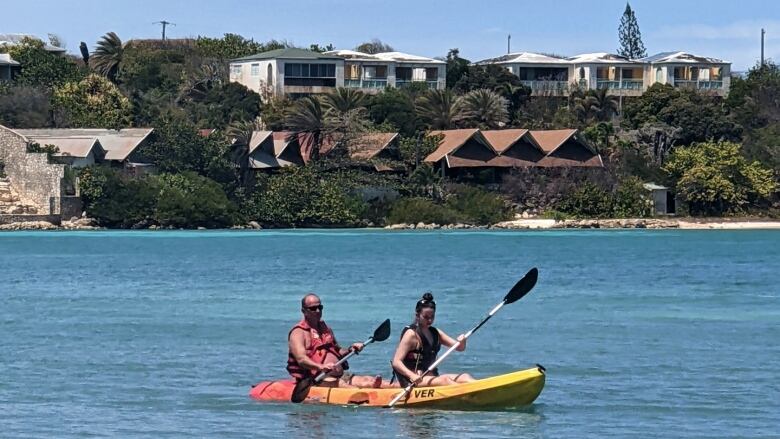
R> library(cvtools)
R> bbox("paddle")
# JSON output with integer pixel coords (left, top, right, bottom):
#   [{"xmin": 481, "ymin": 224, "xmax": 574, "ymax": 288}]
[
  {"xmin": 387, "ymin": 267, "xmax": 539, "ymax": 407},
  {"xmin": 291, "ymin": 318, "xmax": 391, "ymax": 403}
]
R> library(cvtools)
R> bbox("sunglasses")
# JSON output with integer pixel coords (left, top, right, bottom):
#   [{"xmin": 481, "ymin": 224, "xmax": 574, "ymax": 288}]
[{"xmin": 303, "ymin": 304, "xmax": 323, "ymax": 312}]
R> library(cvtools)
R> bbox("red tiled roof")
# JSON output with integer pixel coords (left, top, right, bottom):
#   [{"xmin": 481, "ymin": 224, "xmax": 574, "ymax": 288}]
[
  {"xmin": 529, "ymin": 129, "xmax": 578, "ymax": 154},
  {"xmin": 481, "ymin": 129, "xmax": 530, "ymax": 153},
  {"xmin": 424, "ymin": 129, "xmax": 485, "ymax": 163}
]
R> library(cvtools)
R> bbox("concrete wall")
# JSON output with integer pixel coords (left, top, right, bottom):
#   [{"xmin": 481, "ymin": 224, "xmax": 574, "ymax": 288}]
[
  {"xmin": 0, "ymin": 214, "xmax": 61, "ymax": 225},
  {"xmin": 0, "ymin": 125, "xmax": 65, "ymax": 215}
]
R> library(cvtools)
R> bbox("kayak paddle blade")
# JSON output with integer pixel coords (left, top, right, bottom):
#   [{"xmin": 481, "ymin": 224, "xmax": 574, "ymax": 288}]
[
  {"xmin": 503, "ymin": 267, "xmax": 538, "ymax": 304},
  {"xmin": 291, "ymin": 377, "xmax": 314, "ymax": 403},
  {"xmin": 372, "ymin": 319, "xmax": 392, "ymax": 342}
]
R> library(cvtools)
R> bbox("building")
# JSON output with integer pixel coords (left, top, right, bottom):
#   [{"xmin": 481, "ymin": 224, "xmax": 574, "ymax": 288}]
[
  {"xmin": 640, "ymin": 51, "xmax": 731, "ymax": 96},
  {"xmin": 474, "ymin": 52, "xmax": 571, "ymax": 96},
  {"xmin": 0, "ymin": 54, "xmax": 19, "ymax": 81},
  {"xmin": 568, "ymin": 53, "xmax": 645, "ymax": 96},
  {"xmin": 229, "ymin": 48, "xmax": 446, "ymax": 98},
  {"xmin": 326, "ymin": 50, "xmax": 445, "ymax": 93}
]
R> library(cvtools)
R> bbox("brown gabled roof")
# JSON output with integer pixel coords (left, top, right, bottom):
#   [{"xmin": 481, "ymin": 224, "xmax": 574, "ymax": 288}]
[
  {"xmin": 198, "ymin": 129, "xmax": 216, "ymax": 137},
  {"xmin": 350, "ymin": 132, "xmax": 399, "ymax": 160},
  {"xmin": 247, "ymin": 131, "xmax": 274, "ymax": 154},
  {"xmin": 529, "ymin": 129, "xmax": 578, "ymax": 154},
  {"xmin": 481, "ymin": 129, "xmax": 530, "ymax": 153},
  {"xmin": 25, "ymin": 136, "xmax": 105, "ymax": 159},
  {"xmin": 14, "ymin": 128, "xmax": 154, "ymax": 161},
  {"xmin": 424, "ymin": 129, "xmax": 487, "ymax": 163}
]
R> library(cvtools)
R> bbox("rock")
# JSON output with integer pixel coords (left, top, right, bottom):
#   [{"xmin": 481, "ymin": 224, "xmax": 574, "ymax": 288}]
[
  {"xmin": 197, "ymin": 226, "xmax": 206, "ymax": 230},
  {"xmin": 247, "ymin": 221, "xmax": 262, "ymax": 230},
  {"xmin": 416, "ymin": 222, "xmax": 426, "ymax": 229}
]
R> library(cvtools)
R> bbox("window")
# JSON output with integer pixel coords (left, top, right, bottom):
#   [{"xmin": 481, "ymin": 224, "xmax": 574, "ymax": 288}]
[
  {"xmin": 396, "ymin": 67, "xmax": 412, "ymax": 80},
  {"xmin": 425, "ymin": 68, "xmax": 438, "ymax": 80},
  {"xmin": 251, "ymin": 64, "xmax": 260, "ymax": 76},
  {"xmin": 284, "ymin": 63, "xmax": 336, "ymax": 78},
  {"xmin": 267, "ymin": 64, "xmax": 273, "ymax": 85},
  {"xmin": 230, "ymin": 64, "xmax": 242, "ymax": 76},
  {"xmin": 655, "ymin": 67, "xmax": 663, "ymax": 82},
  {"xmin": 345, "ymin": 64, "xmax": 360, "ymax": 80}
]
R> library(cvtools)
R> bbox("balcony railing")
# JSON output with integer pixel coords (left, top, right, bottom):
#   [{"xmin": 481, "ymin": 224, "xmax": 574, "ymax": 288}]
[
  {"xmin": 396, "ymin": 80, "xmax": 439, "ymax": 90},
  {"xmin": 595, "ymin": 79, "xmax": 644, "ymax": 90},
  {"xmin": 673, "ymin": 80, "xmax": 724, "ymax": 90},
  {"xmin": 521, "ymin": 80, "xmax": 568, "ymax": 91},
  {"xmin": 345, "ymin": 79, "xmax": 388, "ymax": 89}
]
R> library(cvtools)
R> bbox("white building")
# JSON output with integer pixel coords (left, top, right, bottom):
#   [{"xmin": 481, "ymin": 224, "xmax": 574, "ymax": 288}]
[
  {"xmin": 327, "ymin": 50, "xmax": 445, "ymax": 93},
  {"xmin": 640, "ymin": 51, "xmax": 731, "ymax": 97},
  {"xmin": 474, "ymin": 52, "xmax": 572, "ymax": 95},
  {"xmin": 568, "ymin": 53, "xmax": 645, "ymax": 96}
]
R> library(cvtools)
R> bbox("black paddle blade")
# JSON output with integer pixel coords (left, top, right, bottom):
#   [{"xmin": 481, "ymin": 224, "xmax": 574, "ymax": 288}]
[
  {"xmin": 291, "ymin": 377, "xmax": 314, "ymax": 403},
  {"xmin": 372, "ymin": 319, "xmax": 392, "ymax": 342},
  {"xmin": 503, "ymin": 267, "xmax": 538, "ymax": 304}
]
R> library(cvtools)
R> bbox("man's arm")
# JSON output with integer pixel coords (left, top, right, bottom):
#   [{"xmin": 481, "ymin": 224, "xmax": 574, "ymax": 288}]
[{"xmin": 289, "ymin": 328, "xmax": 329, "ymax": 371}]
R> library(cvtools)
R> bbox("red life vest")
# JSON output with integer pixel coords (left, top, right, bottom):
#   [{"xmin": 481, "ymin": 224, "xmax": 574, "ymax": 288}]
[{"xmin": 286, "ymin": 319, "xmax": 346, "ymax": 380}]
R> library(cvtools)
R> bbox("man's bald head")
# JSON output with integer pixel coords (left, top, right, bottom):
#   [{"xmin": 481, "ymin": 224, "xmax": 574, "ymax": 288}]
[{"xmin": 301, "ymin": 293, "xmax": 320, "ymax": 308}]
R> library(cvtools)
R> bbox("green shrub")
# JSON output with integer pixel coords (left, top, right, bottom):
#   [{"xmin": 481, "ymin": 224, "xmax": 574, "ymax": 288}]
[
  {"xmin": 612, "ymin": 176, "xmax": 652, "ymax": 218},
  {"xmin": 446, "ymin": 185, "xmax": 512, "ymax": 224},
  {"xmin": 78, "ymin": 166, "xmax": 159, "ymax": 228},
  {"xmin": 557, "ymin": 182, "xmax": 613, "ymax": 218},
  {"xmin": 155, "ymin": 172, "xmax": 238, "ymax": 228},
  {"xmin": 387, "ymin": 197, "xmax": 459, "ymax": 225}
]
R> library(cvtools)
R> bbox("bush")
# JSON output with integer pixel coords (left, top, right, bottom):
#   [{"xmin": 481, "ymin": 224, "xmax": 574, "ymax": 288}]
[
  {"xmin": 612, "ymin": 177, "xmax": 651, "ymax": 218},
  {"xmin": 78, "ymin": 166, "xmax": 159, "ymax": 228},
  {"xmin": 557, "ymin": 182, "xmax": 613, "ymax": 218},
  {"xmin": 155, "ymin": 172, "xmax": 238, "ymax": 228},
  {"xmin": 446, "ymin": 185, "xmax": 512, "ymax": 224},
  {"xmin": 387, "ymin": 197, "xmax": 459, "ymax": 225}
]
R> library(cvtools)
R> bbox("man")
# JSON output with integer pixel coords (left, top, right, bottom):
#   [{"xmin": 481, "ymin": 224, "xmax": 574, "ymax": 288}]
[{"xmin": 287, "ymin": 293, "xmax": 381, "ymax": 388}]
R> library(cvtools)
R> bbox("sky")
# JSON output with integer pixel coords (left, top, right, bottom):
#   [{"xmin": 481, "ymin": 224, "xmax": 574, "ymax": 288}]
[{"xmin": 4, "ymin": 0, "xmax": 779, "ymax": 71}]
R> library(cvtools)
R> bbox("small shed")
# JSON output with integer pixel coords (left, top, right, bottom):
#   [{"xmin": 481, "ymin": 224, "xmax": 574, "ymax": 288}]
[{"xmin": 643, "ymin": 183, "xmax": 675, "ymax": 215}]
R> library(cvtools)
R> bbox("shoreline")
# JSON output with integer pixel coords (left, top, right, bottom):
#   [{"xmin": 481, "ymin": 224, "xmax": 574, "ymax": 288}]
[{"xmin": 2, "ymin": 217, "xmax": 780, "ymax": 231}]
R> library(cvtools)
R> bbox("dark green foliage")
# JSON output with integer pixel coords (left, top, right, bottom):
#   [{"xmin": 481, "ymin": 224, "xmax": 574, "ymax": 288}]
[
  {"xmin": 78, "ymin": 166, "xmax": 159, "ymax": 228},
  {"xmin": 617, "ymin": 3, "xmax": 646, "ymax": 59},
  {"xmin": 367, "ymin": 88, "xmax": 419, "ymax": 136},
  {"xmin": 557, "ymin": 182, "xmax": 614, "ymax": 218},
  {"xmin": 118, "ymin": 45, "xmax": 188, "ymax": 94},
  {"xmin": 611, "ymin": 176, "xmax": 651, "ymax": 218},
  {"xmin": 453, "ymin": 64, "xmax": 522, "ymax": 94},
  {"xmin": 623, "ymin": 84, "xmax": 742, "ymax": 145},
  {"xmin": 445, "ymin": 49, "xmax": 470, "ymax": 89},
  {"xmin": 242, "ymin": 166, "xmax": 367, "ymax": 227},
  {"xmin": 387, "ymin": 198, "xmax": 459, "ymax": 225},
  {"xmin": 0, "ymin": 85, "xmax": 54, "ymax": 127},
  {"xmin": 446, "ymin": 185, "xmax": 512, "ymax": 224},
  {"xmin": 354, "ymin": 39, "xmax": 393, "ymax": 54},
  {"xmin": 195, "ymin": 34, "xmax": 287, "ymax": 60},
  {"xmin": 6, "ymin": 38, "xmax": 85, "ymax": 88},
  {"xmin": 398, "ymin": 134, "xmax": 441, "ymax": 168},
  {"xmin": 26, "ymin": 142, "xmax": 59, "ymax": 158},
  {"xmin": 155, "ymin": 172, "xmax": 238, "ymax": 228},
  {"xmin": 183, "ymin": 82, "xmax": 262, "ymax": 128}
]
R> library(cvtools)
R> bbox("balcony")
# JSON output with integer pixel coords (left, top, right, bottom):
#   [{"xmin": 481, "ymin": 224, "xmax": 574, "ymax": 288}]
[
  {"xmin": 595, "ymin": 79, "xmax": 644, "ymax": 90},
  {"xmin": 520, "ymin": 80, "xmax": 568, "ymax": 91},
  {"xmin": 673, "ymin": 80, "xmax": 724, "ymax": 90},
  {"xmin": 396, "ymin": 80, "xmax": 439, "ymax": 90},
  {"xmin": 345, "ymin": 79, "xmax": 388, "ymax": 89}
]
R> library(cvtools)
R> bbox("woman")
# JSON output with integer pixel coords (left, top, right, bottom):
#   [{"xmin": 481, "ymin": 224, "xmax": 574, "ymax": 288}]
[{"xmin": 391, "ymin": 292, "xmax": 476, "ymax": 387}]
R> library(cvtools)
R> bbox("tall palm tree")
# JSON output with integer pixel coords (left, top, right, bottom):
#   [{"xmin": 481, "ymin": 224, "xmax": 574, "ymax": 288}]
[
  {"xmin": 415, "ymin": 89, "xmax": 463, "ymax": 130},
  {"xmin": 284, "ymin": 96, "xmax": 329, "ymax": 163},
  {"xmin": 90, "ymin": 32, "xmax": 124, "ymax": 82},
  {"xmin": 226, "ymin": 121, "xmax": 257, "ymax": 190},
  {"xmin": 322, "ymin": 87, "xmax": 367, "ymax": 114},
  {"xmin": 459, "ymin": 89, "xmax": 509, "ymax": 129},
  {"xmin": 588, "ymin": 88, "xmax": 619, "ymax": 121}
]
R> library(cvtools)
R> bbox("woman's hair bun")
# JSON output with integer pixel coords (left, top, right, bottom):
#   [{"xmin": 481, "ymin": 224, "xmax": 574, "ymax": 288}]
[{"xmin": 422, "ymin": 292, "xmax": 434, "ymax": 301}]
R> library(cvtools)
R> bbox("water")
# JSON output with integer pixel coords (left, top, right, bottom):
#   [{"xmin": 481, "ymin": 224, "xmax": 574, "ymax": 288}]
[{"xmin": 1, "ymin": 230, "xmax": 778, "ymax": 438}]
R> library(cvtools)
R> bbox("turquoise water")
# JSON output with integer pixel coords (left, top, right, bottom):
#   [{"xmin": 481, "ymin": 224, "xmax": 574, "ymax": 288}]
[{"xmin": 1, "ymin": 230, "xmax": 778, "ymax": 438}]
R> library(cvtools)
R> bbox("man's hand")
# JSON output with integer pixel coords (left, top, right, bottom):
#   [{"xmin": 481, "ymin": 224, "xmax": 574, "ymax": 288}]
[{"xmin": 320, "ymin": 362, "xmax": 335, "ymax": 373}]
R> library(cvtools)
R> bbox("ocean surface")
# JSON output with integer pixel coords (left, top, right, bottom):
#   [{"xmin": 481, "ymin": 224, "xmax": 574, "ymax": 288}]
[{"xmin": 1, "ymin": 230, "xmax": 778, "ymax": 438}]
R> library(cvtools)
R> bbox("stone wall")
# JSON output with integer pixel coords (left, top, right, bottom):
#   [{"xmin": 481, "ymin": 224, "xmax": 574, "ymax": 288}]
[
  {"xmin": 0, "ymin": 214, "xmax": 61, "ymax": 225},
  {"xmin": 0, "ymin": 125, "xmax": 65, "ymax": 215}
]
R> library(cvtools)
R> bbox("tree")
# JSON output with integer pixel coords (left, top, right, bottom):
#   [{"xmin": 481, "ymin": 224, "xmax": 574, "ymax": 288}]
[
  {"xmin": 226, "ymin": 120, "xmax": 258, "ymax": 191},
  {"xmin": 284, "ymin": 96, "xmax": 329, "ymax": 162},
  {"xmin": 52, "ymin": 74, "xmax": 132, "ymax": 128},
  {"xmin": 617, "ymin": 3, "xmax": 646, "ymax": 59},
  {"xmin": 6, "ymin": 37, "xmax": 84, "ymax": 88},
  {"xmin": 445, "ymin": 49, "xmax": 470, "ymax": 89},
  {"xmin": 415, "ymin": 89, "xmax": 463, "ymax": 130},
  {"xmin": 196, "ymin": 34, "xmax": 288, "ymax": 60},
  {"xmin": 0, "ymin": 86, "xmax": 54, "ymax": 127},
  {"xmin": 453, "ymin": 64, "xmax": 522, "ymax": 94},
  {"xmin": 309, "ymin": 43, "xmax": 335, "ymax": 53},
  {"xmin": 91, "ymin": 32, "xmax": 124, "ymax": 82},
  {"xmin": 182, "ymin": 81, "xmax": 262, "ymax": 129},
  {"xmin": 322, "ymin": 87, "xmax": 367, "ymax": 114},
  {"xmin": 355, "ymin": 39, "xmax": 393, "ymax": 54},
  {"xmin": 367, "ymin": 87, "xmax": 419, "ymax": 136},
  {"xmin": 663, "ymin": 141, "xmax": 776, "ymax": 215},
  {"xmin": 458, "ymin": 89, "xmax": 509, "ymax": 129},
  {"xmin": 79, "ymin": 42, "xmax": 89, "ymax": 65},
  {"xmin": 588, "ymin": 88, "xmax": 619, "ymax": 121}
]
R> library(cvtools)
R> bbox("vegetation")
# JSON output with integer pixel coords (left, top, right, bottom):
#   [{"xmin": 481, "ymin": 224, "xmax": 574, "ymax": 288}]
[
  {"xmin": 617, "ymin": 3, "xmax": 646, "ymax": 59},
  {"xmin": 52, "ymin": 74, "xmax": 132, "ymax": 128}
]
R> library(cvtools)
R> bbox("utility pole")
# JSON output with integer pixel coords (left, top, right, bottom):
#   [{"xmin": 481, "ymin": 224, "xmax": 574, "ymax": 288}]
[
  {"xmin": 154, "ymin": 20, "xmax": 175, "ymax": 41},
  {"xmin": 507, "ymin": 34, "xmax": 511, "ymax": 54},
  {"xmin": 761, "ymin": 28, "xmax": 765, "ymax": 67}
]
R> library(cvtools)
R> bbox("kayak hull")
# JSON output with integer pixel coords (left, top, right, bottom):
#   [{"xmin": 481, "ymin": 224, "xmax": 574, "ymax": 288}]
[{"xmin": 249, "ymin": 366, "xmax": 545, "ymax": 408}]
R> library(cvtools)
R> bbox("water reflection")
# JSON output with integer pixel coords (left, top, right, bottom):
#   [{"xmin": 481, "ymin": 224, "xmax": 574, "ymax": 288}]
[{"xmin": 284, "ymin": 407, "xmax": 329, "ymax": 439}]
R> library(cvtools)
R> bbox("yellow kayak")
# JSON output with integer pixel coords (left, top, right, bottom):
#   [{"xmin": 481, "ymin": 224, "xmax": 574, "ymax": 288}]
[{"xmin": 250, "ymin": 365, "xmax": 545, "ymax": 408}]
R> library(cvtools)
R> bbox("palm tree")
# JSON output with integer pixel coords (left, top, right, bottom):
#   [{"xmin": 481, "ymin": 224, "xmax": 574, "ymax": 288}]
[
  {"xmin": 90, "ymin": 32, "xmax": 124, "ymax": 82},
  {"xmin": 322, "ymin": 87, "xmax": 367, "ymax": 114},
  {"xmin": 226, "ymin": 121, "xmax": 257, "ymax": 190},
  {"xmin": 415, "ymin": 89, "xmax": 463, "ymax": 130},
  {"xmin": 459, "ymin": 89, "xmax": 509, "ymax": 129},
  {"xmin": 588, "ymin": 88, "xmax": 619, "ymax": 121},
  {"xmin": 284, "ymin": 96, "xmax": 329, "ymax": 163}
]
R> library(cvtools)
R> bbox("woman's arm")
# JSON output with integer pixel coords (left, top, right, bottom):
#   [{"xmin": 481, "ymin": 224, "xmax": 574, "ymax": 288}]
[
  {"xmin": 391, "ymin": 331, "xmax": 422, "ymax": 382},
  {"xmin": 437, "ymin": 329, "xmax": 467, "ymax": 352}
]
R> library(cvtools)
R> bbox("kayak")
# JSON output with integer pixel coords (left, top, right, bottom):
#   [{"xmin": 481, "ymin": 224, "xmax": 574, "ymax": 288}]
[{"xmin": 249, "ymin": 365, "xmax": 545, "ymax": 409}]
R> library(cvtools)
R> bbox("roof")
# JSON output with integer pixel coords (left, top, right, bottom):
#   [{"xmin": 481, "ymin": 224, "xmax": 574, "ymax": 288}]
[
  {"xmin": 324, "ymin": 50, "xmax": 382, "ymax": 61},
  {"xmin": 641, "ymin": 51, "xmax": 728, "ymax": 64},
  {"xmin": 529, "ymin": 129, "xmax": 578, "ymax": 154},
  {"xmin": 481, "ymin": 129, "xmax": 531, "ymax": 153},
  {"xmin": 0, "ymin": 34, "xmax": 66, "ymax": 53},
  {"xmin": 373, "ymin": 52, "xmax": 445, "ymax": 64},
  {"xmin": 0, "ymin": 53, "xmax": 20, "ymax": 66},
  {"xmin": 197, "ymin": 129, "xmax": 216, "ymax": 137},
  {"xmin": 23, "ymin": 136, "xmax": 105, "ymax": 158},
  {"xmin": 474, "ymin": 52, "xmax": 569, "ymax": 65},
  {"xmin": 349, "ymin": 133, "xmax": 399, "ymax": 160},
  {"xmin": 424, "ymin": 129, "xmax": 494, "ymax": 163},
  {"xmin": 247, "ymin": 131, "xmax": 274, "ymax": 154},
  {"xmin": 643, "ymin": 183, "xmax": 669, "ymax": 191},
  {"xmin": 232, "ymin": 48, "xmax": 343, "ymax": 62},
  {"xmin": 568, "ymin": 52, "xmax": 640, "ymax": 64},
  {"xmin": 14, "ymin": 128, "xmax": 154, "ymax": 161}
]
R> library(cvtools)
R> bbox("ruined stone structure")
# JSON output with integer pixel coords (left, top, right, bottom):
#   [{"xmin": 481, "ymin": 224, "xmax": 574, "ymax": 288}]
[{"xmin": 0, "ymin": 125, "xmax": 66, "ymax": 221}]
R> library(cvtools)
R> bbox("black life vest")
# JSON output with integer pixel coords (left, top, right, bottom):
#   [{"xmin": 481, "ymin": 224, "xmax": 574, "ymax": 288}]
[{"xmin": 400, "ymin": 324, "xmax": 441, "ymax": 375}]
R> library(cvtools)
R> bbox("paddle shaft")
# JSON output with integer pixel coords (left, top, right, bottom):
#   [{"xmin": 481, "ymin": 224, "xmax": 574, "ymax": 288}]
[
  {"xmin": 312, "ymin": 335, "xmax": 374, "ymax": 383},
  {"xmin": 387, "ymin": 300, "xmax": 508, "ymax": 407}
]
